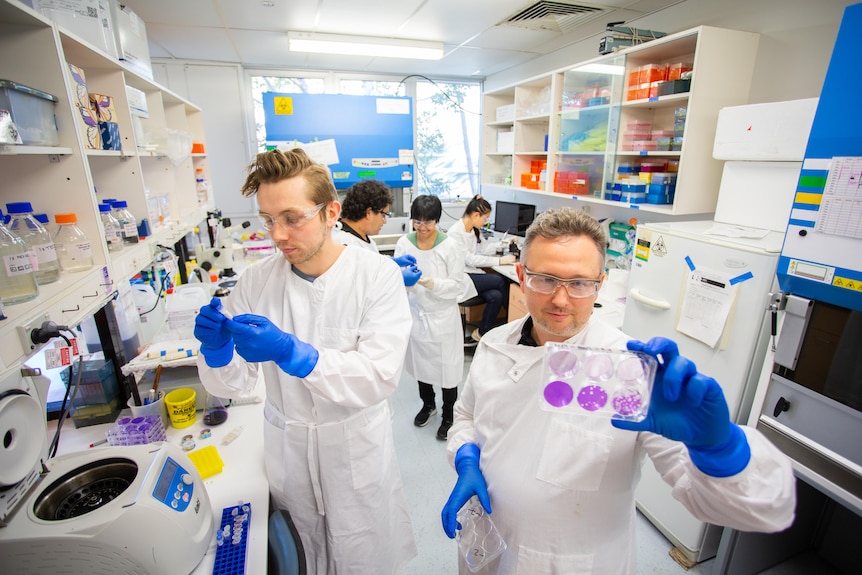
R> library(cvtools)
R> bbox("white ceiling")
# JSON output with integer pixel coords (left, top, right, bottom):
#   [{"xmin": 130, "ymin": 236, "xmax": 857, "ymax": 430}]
[{"xmin": 119, "ymin": 0, "xmax": 683, "ymax": 79}]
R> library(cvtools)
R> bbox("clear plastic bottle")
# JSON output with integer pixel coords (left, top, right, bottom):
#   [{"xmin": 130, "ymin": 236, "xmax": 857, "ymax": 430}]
[
  {"xmin": 6, "ymin": 201, "xmax": 60, "ymax": 285},
  {"xmin": 195, "ymin": 167, "xmax": 209, "ymax": 205},
  {"xmin": 111, "ymin": 200, "xmax": 139, "ymax": 245},
  {"xmin": 0, "ymin": 208, "xmax": 39, "ymax": 305},
  {"xmin": 99, "ymin": 203, "xmax": 123, "ymax": 252},
  {"xmin": 53, "ymin": 212, "xmax": 94, "ymax": 271}
]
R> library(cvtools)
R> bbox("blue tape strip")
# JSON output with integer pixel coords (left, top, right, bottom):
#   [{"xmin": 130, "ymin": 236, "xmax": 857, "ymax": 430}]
[
  {"xmin": 729, "ymin": 271, "xmax": 754, "ymax": 285},
  {"xmin": 685, "ymin": 256, "xmax": 695, "ymax": 271},
  {"xmin": 789, "ymin": 218, "xmax": 816, "ymax": 228},
  {"xmin": 792, "ymin": 202, "xmax": 820, "ymax": 211}
]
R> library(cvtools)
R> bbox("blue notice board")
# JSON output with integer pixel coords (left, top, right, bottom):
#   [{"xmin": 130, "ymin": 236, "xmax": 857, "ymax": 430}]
[{"xmin": 263, "ymin": 93, "xmax": 414, "ymax": 190}]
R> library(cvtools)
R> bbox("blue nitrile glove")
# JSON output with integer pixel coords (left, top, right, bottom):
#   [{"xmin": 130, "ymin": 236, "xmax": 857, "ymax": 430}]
[
  {"xmin": 193, "ymin": 297, "xmax": 234, "ymax": 367},
  {"xmin": 392, "ymin": 254, "xmax": 417, "ymax": 267},
  {"xmin": 441, "ymin": 443, "xmax": 492, "ymax": 538},
  {"xmin": 611, "ymin": 337, "xmax": 751, "ymax": 477},
  {"xmin": 225, "ymin": 314, "xmax": 319, "ymax": 377},
  {"xmin": 402, "ymin": 265, "xmax": 422, "ymax": 287}
]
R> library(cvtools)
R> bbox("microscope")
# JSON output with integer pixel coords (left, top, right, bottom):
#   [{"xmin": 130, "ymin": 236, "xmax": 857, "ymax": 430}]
[{"xmin": 196, "ymin": 217, "xmax": 251, "ymax": 279}]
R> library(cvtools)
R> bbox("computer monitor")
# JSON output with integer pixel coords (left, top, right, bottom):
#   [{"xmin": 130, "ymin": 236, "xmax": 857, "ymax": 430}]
[{"xmin": 493, "ymin": 200, "xmax": 536, "ymax": 237}]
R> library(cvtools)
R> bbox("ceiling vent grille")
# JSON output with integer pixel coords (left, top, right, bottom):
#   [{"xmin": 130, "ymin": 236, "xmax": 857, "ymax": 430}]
[{"xmin": 501, "ymin": 1, "xmax": 607, "ymax": 33}]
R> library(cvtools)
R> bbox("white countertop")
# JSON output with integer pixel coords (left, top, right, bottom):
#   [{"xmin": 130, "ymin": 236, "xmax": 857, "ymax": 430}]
[{"xmin": 50, "ymin": 380, "xmax": 269, "ymax": 575}]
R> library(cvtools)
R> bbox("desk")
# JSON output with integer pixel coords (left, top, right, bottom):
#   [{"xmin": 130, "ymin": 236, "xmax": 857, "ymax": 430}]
[{"xmin": 51, "ymin": 381, "xmax": 269, "ymax": 575}]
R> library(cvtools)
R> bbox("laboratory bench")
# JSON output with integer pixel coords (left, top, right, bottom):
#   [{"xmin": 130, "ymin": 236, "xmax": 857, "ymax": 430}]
[{"xmin": 49, "ymin": 378, "xmax": 270, "ymax": 575}]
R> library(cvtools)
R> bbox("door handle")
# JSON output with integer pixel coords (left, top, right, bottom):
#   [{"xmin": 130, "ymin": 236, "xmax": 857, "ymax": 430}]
[
  {"xmin": 773, "ymin": 396, "xmax": 790, "ymax": 418},
  {"xmin": 628, "ymin": 288, "xmax": 671, "ymax": 310}
]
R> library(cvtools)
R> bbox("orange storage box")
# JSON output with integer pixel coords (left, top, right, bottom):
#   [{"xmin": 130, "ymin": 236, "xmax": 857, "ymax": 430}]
[
  {"xmin": 521, "ymin": 173, "xmax": 541, "ymax": 189},
  {"xmin": 553, "ymin": 171, "xmax": 590, "ymax": 195}
]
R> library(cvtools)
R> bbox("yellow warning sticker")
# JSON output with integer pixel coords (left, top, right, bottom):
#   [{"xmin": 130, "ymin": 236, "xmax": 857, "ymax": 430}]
[
  {"xmin": 833, "ymin": 276, "xmax": 862, "ymax": 292},
  {"xmin": 274, "ymin": 96, "xmax": 293, "ymax": 115}
]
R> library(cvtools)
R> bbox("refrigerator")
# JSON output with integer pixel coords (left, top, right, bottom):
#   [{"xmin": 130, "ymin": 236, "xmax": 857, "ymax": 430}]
[{"xmin": 622, "ymin": 98, "xmax": 818, "ymax": 564}]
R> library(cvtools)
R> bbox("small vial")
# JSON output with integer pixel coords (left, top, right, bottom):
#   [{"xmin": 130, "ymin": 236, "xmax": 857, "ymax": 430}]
[{"xmin": 53, "ymin": 213, "xmax": 94, "ymax": 272}]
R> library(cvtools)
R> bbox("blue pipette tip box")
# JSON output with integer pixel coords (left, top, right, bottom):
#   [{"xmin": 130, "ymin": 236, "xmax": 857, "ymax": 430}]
[{"xmin": 212, "ymin": 502, "xmax": 251, "ymax": 575}]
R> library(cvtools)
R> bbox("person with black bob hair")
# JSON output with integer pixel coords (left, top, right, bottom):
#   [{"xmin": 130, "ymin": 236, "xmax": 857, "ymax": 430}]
[{"xmin": 394, "ymin": 195, "xmax": 467, "ymax": 440}]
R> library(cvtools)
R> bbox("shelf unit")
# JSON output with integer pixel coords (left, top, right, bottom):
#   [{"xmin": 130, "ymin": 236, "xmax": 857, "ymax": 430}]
[
  {"xmin": 480, "ymin": 25, "xmax": 760, "ymax": 216},
  {"xmin": 0, "ymin": 0, "xmax": 212, "ymax": 379}
]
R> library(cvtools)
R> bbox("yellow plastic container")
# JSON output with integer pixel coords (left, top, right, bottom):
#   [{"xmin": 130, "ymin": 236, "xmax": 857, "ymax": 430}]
[
  {"xmin": 164, "ymin": 387, "xmax": 197, "ymax": 428},
  {"xmin": 187, "ymin": 445, "xmax": 224, "ymax": 479}
]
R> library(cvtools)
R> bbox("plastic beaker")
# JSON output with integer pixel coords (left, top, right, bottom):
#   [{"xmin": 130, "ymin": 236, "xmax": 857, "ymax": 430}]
[{"xmin": 203, "ymin": 392, "xmax": 228, "ymax": 426}]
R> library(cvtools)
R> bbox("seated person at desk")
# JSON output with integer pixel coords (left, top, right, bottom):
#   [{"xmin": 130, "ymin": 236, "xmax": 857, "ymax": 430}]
[
  {"xmin": 193, "ymin": 149, "xmax": 417, "ymax": 574},
  {"xmin": 441, "ymin": 206, "xmax": 795, "ymax": 574},
  {"xmin": 447, "ymin": 195, "xmax": 517, "ymax": 342}
]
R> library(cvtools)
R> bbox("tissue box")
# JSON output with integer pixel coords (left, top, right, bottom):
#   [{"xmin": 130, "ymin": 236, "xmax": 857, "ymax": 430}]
[{"xmin": 99, "ymin": 121, "xmax": 121, "ymax": 150}]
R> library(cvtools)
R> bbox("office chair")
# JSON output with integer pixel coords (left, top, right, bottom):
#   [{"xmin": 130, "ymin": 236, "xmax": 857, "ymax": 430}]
[
  {"xmin": 460, "ymin": 294, "xmax": 486, "ymax": 346},
  {"xmin": 267, "ymin": 498, "xmax": 307, "ymax": 575}
]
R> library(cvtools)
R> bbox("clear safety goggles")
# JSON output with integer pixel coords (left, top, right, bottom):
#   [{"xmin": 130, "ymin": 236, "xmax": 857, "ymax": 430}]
[
  {"xmin": 522, "ymin": 266, "xmax": 601, "ymax": 298},
  {"xmin": 258, "ymin": 203, "xmax": 325, "ymax": 231}
]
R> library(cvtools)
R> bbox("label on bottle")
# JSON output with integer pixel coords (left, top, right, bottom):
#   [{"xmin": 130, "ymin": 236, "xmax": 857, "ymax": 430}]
[
  {"xmin": 4, "ymin": 252, "xmax": 35, "ymax": 276},
  {"xmin": 123, "ymin": 222, "xmax": 138, "ymax": 238},
  {"xmin": 36, "ymin": 243, "xmax": 58, "ymax": 263},
  {"xmin": 69, "ymin": 242, "xmax": 93, "ymax": 259},
  {"xmin": 105, "ymin": 224, "xmax": 121, "ymax": 243}
]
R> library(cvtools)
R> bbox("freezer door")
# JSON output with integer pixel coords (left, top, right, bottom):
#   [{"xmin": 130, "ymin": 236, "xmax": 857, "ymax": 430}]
[{"xmin": 623, "ymin": 224, "xmax": 779, "ymax": 561}]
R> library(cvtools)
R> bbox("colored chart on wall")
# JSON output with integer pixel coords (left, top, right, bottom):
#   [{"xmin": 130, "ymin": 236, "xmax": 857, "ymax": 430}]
[
  {"xmin": 777, "ymin": 2, "xmax": 862, "ymax": 311},
  {"xmin": 262, "ymin": 93, "xmax": 414, "ymax": 190}
]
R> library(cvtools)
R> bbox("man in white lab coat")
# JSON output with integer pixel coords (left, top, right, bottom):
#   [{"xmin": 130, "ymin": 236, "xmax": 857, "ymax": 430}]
[
  {"xmin": 194, "ymin": 149, "xmax": 416, "ymax": 574},
  {"xmin": 442, "ymin": 206, "xmax": 795, "ymax": 574},
  {"xmin": 331, "ymin": 178, "xmax": 392, "ymax": 253}
]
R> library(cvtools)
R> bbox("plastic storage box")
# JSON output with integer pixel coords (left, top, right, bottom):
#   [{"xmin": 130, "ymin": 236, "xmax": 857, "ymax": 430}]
[
  {"xmin": 65, "ymin": 358, "xmax": 122, "ymax": 427},
  {"xmin": 0, "ymin": 80, "xmax": 59, "ymax": 146}
]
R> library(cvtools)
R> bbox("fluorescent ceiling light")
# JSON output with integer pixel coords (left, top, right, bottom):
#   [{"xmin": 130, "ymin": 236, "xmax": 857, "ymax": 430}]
[
  {"xmin": 288, "ymin": 32, "xmax": 444, "ymax": 60},
  {"xmin": 573, "ymin": 63, "xmax": 625, "ymax": 75}
]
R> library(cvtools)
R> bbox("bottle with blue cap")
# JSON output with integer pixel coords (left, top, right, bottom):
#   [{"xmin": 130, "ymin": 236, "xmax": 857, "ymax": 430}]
[
  {"xmin": 6, "ymin": 201, "xmax": 60, "ymax": 285},
  {"xmin": 110, "ymin": 200, "xmax": 139, "ymax": 244},
  {"xmin": 0, "ymin": 208, "xmax": 39, "ymax": 304},
  {"xmin": 99, "ymin": 203, "xmax": 123, "ymax": 252}
]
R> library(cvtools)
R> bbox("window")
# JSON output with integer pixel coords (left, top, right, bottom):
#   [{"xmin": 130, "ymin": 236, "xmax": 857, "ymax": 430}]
[{"xmin": 248, "ymin": 72, "xmax": 481, "ymax": 204}]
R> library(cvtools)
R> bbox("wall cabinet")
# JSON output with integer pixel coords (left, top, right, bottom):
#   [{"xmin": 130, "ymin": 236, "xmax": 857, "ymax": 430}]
[
  {"xmin": 0, "ymin": 0, "xmax": 211, "ymax": 379},
  {"xmin": 481, "ymin": 25, "xmax": 760, "ymax": 216}
]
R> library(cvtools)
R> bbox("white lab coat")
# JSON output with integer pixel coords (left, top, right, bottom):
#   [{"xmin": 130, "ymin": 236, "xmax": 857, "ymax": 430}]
[
  {"xmin": 197, "ymin": 246, "xmax": 416, "ymax": 575},
  {"xmin": 394, "ymin": 232, "xmax": 466, "ymax": 389},
  {"xmin": 447, "ymin": 219, "xmax": 503, "ymax": 302},
  {"xmin": 331, "ymin": 221, "xmax": 379, "ymax": 253},
  {"xmin": 447, "ymin": 316, "xmax": 796, "ymax": 575}
]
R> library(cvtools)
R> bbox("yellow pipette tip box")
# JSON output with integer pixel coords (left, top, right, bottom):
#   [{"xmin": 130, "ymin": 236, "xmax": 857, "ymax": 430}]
[{"xmin": 187, "ymin": 445, "xmax": 224, "ymax": 479}]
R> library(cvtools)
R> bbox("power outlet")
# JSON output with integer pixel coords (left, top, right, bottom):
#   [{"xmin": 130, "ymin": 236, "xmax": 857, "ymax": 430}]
[{"xmin": 17, "ymin": 312, "xmax": 51, "ymax": 354}]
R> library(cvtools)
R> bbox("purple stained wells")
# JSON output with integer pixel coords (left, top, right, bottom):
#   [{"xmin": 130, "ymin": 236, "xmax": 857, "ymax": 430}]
[
  {"xmin": 544, "ymin": 380, "xmax": 574, "ymax": 407},
  {"xmin": 612, "ymin": 388, "xmax": 643, "ymax": 416},
  {"xmin": 577, "ymin": 385, "xmax": 608, "ymax": 411}
]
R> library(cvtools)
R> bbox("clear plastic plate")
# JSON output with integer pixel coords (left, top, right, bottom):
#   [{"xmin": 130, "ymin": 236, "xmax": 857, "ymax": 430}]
[
  {"xmin": 540, "ymin": 342, "xmax": 657, "ymax": 421},
  {"xmin": 456, "ymin": 497, "xmax": 507, "ymax": 572}
]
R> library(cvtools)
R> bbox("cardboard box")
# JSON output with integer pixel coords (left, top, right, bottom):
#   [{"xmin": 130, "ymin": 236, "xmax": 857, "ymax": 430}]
[
  {"xmin": 495, "ymin": 104, "xmax": 515, "ymax": 123},
  {"xmin": 75, "ymin": 104, "xmax": 101, "ymax": 149},
  {"xmin": 109, "ymin": 0, "xmax": 153, "ymax": 79},
  {"xmin": 89, "ymin": 92, "xmax": 117, "ymax": 122},
  {"xmin": 496, "ymin": 131, "xmax": 514, "ymax": 153},
  {"xmin": 37, "ymin": 0, "xmax": 118, "ymax": 58},
  {"xmin": 67, "ymin": 63, "xmax": 89, "ymax": 108},
  {"xmin": 125, "ymin": 84, "xmax": 148, "ymax": 117}
]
